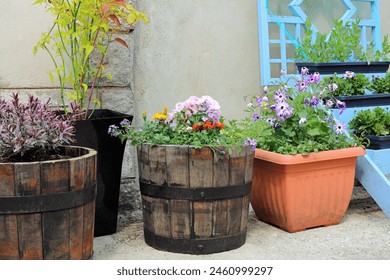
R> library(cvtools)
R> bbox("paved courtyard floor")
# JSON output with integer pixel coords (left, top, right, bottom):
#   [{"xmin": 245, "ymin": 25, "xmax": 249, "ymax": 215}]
[{"xmin": 93, "ymin": 184, "xmax": 390, "ymax": 260}]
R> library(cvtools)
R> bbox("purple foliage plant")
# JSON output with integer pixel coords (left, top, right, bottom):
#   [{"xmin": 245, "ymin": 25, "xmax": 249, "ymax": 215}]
[{"xmin": 0, "ymin": 92, "xmax": 75, "ymax": 162}]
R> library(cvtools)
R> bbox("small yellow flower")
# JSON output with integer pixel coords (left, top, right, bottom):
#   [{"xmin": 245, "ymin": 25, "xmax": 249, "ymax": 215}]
[
  {"xmin": 142, "ymin": 111, "xmax": 147, "ymax": 121},
  {"xmin": 152, "ymin": 112, "xmax": 167, "ymax": 120},
  {"xmin": 152, "ymin": 107, "xmax": 168, "ymax": 121}
]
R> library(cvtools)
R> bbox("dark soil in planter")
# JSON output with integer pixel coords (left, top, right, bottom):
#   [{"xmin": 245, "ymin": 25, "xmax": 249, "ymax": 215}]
[{"xmin": 0, "ymin": 147, "xmax": 72, "ymax": 163}]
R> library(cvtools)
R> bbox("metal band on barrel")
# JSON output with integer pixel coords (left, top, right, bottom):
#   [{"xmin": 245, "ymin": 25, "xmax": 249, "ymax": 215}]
[
  {"xmin": 139, "ymin": 180, "xmax": 251, "ymax": 201},
  {"xmin": 0, "ymin": 183, "xmax": 97, "ymax": 214}
]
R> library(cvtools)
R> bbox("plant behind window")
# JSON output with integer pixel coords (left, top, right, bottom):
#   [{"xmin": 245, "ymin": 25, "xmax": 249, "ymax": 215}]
[{"xmin": 294, "ymin": 18, "xmax": 362, "ymax": 63}]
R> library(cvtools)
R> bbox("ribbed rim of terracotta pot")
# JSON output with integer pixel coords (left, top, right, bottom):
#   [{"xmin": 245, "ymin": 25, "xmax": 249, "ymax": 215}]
[{"xmin": 254, "ymin": 146, "xmax": 366, "ymax": 165}]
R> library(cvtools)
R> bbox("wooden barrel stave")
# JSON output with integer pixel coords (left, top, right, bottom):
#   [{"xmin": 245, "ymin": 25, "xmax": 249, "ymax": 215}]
[
  {"xmin": 138, "ymin": 144, "xmax": 253, "ymax": 254},
  {"xmin": 0, "ymin": 146, "xmax": 97, "ymax": 260}
]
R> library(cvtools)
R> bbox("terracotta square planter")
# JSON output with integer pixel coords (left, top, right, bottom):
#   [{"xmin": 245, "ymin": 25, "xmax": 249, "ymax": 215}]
[{"xmin": 251, "ymin": 147, "xmax": 366, "ymax": 233}]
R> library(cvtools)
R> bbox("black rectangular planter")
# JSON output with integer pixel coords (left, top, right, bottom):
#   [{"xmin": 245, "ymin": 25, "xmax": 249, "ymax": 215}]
[
  {"xmin": 74, "ymin": 109, "xmax": 132, "ymax": 237},
  {"xmin": 367, "ymin": 135, "xmax": 390, "ymax": 150},
  {"xmin": 334, "ymin": 94, "xmax": 390, "ymax": 108},
  {"xmin": 295, "ymin": 62, "xmax": 390, "ymax": 74}
]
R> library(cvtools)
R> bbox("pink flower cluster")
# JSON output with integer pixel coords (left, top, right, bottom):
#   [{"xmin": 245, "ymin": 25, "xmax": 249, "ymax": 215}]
[{"xmin": 165, "ymin": 95, "xmax": 222, "ymax": 127}]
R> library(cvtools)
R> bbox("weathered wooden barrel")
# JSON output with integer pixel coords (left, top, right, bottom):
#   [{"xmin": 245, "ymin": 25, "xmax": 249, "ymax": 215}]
[
  {"xmin": 137, "ymin": 144, "xmax": 254, "ymax": 255},
  {"xmin": 0, "ymin": 146, "xmax": 97, "ymax": 260}
]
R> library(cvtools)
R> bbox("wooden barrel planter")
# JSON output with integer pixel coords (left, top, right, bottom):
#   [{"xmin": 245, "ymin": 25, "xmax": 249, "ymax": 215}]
[
  {"xmin": 0, "ymin": 146, "xmax": 97, "ymax": 260},
  {"xmin": 137, "ymin": 144, "xmax": 254, "ymax": 255}
]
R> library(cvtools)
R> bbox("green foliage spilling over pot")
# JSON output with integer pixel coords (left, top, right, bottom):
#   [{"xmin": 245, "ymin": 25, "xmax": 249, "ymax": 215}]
[
  {"xmin": 369, "ymin": 72, "xmax": 390, "ymax": 94},
  {"xmin": 321, "ymin": 72, "xmax": 370, "ymax": 97},
  {"xmin": 349, "ymin": 107, "xmax": 390, "ymax": 137}
]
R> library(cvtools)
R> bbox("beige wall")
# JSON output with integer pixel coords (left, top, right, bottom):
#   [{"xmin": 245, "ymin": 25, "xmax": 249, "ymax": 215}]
[
  {"xmin": 0, "ymin": 2, "xmax": 53, "ymax": 88},
  {"xmin": 381, "ymin": 0, "xmax": 390, "ymax": 41},
  {"xmin": 132, "ymin": 0, "xmax": 260, "ymax": 124}
]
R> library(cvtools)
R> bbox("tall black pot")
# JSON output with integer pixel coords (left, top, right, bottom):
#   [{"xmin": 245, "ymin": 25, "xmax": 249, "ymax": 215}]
[{"xmin": 74, "ymin": 109, "xmax": 132, "ymax": 237}]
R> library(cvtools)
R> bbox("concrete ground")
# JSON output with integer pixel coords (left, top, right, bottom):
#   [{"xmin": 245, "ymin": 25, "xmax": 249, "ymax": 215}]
[{"xmin": 92, "ymin": 184, "xmax": 390, "ymax": 260}]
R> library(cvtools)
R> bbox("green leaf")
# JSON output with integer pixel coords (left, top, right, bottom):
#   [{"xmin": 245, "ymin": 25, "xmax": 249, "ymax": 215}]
[
  {"xmin": 49, "ymin": 72, "xmax": 55, "ymax": 84},
  {"xmin": 82, "ymin": 83, "xmax": 88, "ymax": 93},
  {"xmin": 84, "ymin": 45, "xmax": 94, "ymax": 57},
  {"xmin": 307, "ymin": 127, "xmax": 321, "ymax": 136}
]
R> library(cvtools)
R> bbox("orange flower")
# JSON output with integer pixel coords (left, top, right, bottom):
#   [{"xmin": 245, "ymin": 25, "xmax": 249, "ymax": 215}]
[
  {"xmin": 214, "ymin": 122, "xmax": 224, "ymax": 129},
  {"xmin": 192, "ymin": 123, "xmax": 202, "ymax": 131},
  {"xmin": 203, "ymin": 121, "xmax": 214, "ymax": 130}
]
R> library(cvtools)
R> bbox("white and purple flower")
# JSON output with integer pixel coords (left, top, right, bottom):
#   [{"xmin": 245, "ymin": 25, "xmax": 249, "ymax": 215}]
[
  {"xmin": 244, "ymin": 137, "xmax": 257, "ymax": 151},
  {"xmin": 300, "ymin": 67, "xmax": 309, "ymax": 75},
  {"xmin": 334, "ymin": 121, "xmax": 346, "ymax": 134}
]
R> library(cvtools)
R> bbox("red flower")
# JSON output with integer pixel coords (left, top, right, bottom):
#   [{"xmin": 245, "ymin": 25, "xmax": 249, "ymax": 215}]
[
  {"xmin": 214, "ymin": 122, "xmax": 224, "ymax": 129},
  {"xmin": 203, "ymin": 121, "xmax": 214, "ymax": 130},
  {"xmin": 192, "ymin": 123, "xmax": 202, "ymax": 131}
]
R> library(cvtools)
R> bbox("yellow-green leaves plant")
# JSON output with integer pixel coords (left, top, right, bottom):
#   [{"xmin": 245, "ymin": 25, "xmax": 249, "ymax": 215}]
[{"xmin": 33, "ymin": 0, "xmax": 148, "ymax": 119}]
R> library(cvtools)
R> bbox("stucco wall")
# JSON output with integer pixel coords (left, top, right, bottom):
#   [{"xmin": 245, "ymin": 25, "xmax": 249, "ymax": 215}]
[
  {"xmin": 0, "ymin": 3, "xmax": 52, "ymax": 89},
  {"xmin": 132, "ymin": 0, "xmax": 260, "ymax": 125}
]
